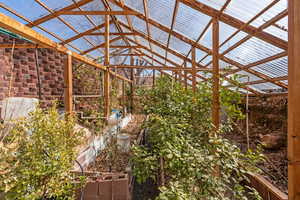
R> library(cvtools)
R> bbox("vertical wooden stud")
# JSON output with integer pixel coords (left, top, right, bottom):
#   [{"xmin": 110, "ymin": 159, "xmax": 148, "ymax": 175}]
[
  {"xmin": 288, "ymin": 0, "xmax": 300, "ymax": 199},
  {"xmin": 104, "ymin": 14, "xmax": 110, "ymax": 120},
  {"xmin": 64, "ymin": 52, "xmax": 73, "ymax": 114},
  {"xmin": 130, "ymin": 56, "xmax": 135, "ymax": 113},
  {"xmin": 192, "ymin": 47, "xmax": 197, "ymax": 92},
  {"xmin": 153, "ymin": 69, "xmax": 155, "ymax": 87},
  {"xmin": 212, "ymin": 17, "xmax": 220, "ymax": 130},
  {"xmin": 184, "ymin": 61, "xmax": 188, "ymax": 89}
]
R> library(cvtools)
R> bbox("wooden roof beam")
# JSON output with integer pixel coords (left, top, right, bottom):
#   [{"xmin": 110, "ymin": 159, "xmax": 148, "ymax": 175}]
[
  {"xmin": 80, "ymin": 36, "xmax": 122, "ymax": 55},
  {"xmin": 178, "ymin": 0, "xmax": 287, "ymax": 50},
  {"xmin": 86, "ymin": 32, "xmax": 137, "ymax": 36},
  {"xmin": 113, "ymin": 65, "xmax": 215, "ymax": 71},
  {"xmin": 165, "ymin": 0, "xmax": 179, "ymax": 64},
  {"xmin": 0, "ymin": 13, "xmax": 105, "ymax": 70},
  {"xmin": 225, "ymin": 51, "xmax": 288, "ymax": 76},
  {"xmin": 61, "ymin": 22, "xmax": 109, "ymax": 45},
  {"xmin": 57, "ymin": 10, "xmax": 140, "ymax": 15},
  {"xmin": 27, "ymin": 0, "xmax": 94, "ymax": 27}
]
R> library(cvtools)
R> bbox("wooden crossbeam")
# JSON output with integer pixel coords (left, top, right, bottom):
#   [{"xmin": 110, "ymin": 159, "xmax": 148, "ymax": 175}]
[
  {"xmin": 0, "ymin": 13, "xmax": 133, "ymax": 84},
  {"xmin": 0, "ymin": 44, "xmax": 43, "ymax": 48},
  {"xmin": 111, "ymin": 4, "xmax": 280, "ymax": 90},
  {"xmin": 61, "ymin": 22, "xmax": 108, "ymax": 45},
  {"xmin": 225, "ymin": 51, "xmax": 288, "ymax": 76},
  {"xmin": 0, "ymin": 13, "xmax": 106, "ymax": 70},
  {"xmin": 178, "ymin": 0, "xmax": 287, "ymax": 50},
  {"xmin": 113, "ymin": 65, "xmax": 214, "ymax": 71},
  {"xmin": 58, "ymin": 10, "xmax": 139, "ymax": 15},
  {"xmin": 242, "ymin": 76, "xmax": 287, "ymax": 85},
  {"xmin": 86, "ymin": 32, "xmax": 137, "ymax": 36},
  {"xmin": 111, "ymin": 53, "xmax": 144, "ymax": 57},
  {"xmin": 34, "ymin": 0, "xmax": 103, "ymax": 56},
  {"xmin": 27, "ymin": 0, "xmax": 93, "ymax": 27},
  {"xmin": 80, "ymin": 36, "xmax": 122, "ymax": 55},
  {"xmin": 0, "ymin": 3, "xmax": 85, "ymax": 54}
]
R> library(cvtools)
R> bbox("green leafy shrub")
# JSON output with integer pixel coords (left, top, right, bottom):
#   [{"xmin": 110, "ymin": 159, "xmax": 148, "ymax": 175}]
[
  {"xmin": 132, "ymin": 76, "xmax": 264, "ymax": 200},
  {"xmin": 0, "ymin": 105, "xmax": 84, "ymax": 199}
]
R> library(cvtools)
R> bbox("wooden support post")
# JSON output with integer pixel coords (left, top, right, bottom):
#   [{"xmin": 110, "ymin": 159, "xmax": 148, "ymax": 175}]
[
  {"xmin": 104, "ymin": 14, "xmax": 110, "ymax": 120},
  {"xmin": 288, "ymin": 0, "xmax": 300, "ymax": 199},
  {"xmin": 64, "ymin": 52, "xmax": 73, "ymax": 115},
  {"xmin": 184, "ymin": 61, "xmax": 188, "ymax": 89},
  {"xmin": 212, "ymin": 18, "xmax": 220, "ymax": 130},
  {"xmin": 153, "ymin": 69, "xmax": 155, "ymax": 87},
  {"xmin": 192, "ymin": 47, "xmax": 197, "ymax": 92},
  {"xmin": 122, "ymin": 80, "xmax": 125, "ymax": 113},
  {"xmin": 130, "ymin": 56, "xmax": 135, "ymax": 113}
]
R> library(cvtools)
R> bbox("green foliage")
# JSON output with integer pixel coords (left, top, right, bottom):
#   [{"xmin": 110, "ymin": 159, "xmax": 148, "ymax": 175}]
[
  {"xmin": 0, "ymin": 105, "xmax": 85, "ymax": 199},
  {"xmin": 132, "ymin": 76, "xmax": 264, "ymax": 200}
]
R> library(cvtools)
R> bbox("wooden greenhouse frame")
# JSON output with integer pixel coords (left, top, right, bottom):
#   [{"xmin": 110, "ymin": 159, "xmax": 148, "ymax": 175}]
[{"xmin": 0, "ymin": 0, "xmax": 298, "ymax": 199}]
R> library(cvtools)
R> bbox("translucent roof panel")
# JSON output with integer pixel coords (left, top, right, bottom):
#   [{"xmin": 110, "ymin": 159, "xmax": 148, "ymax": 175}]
[
  {"xmin": 169, "ymin": 35, "xmax": 191, "ymax": 55},
  {"xmin": 173, "ymin": 2, "xmax": 211, "ymax": 41},
  {"xmin": 224, "ymin": 37, "xmax": 284, "ymax": 65},
  {"xmin": 195, "ymin": 0, "xmax": 227, "ymax": 10},
  {"xmin": 1, "ymin": 0, "xmax": 50, "ymax": 21},
  {"xmin": 233, "ymin": 71, "xmax": 262, "ymax": 83},
  {"xmin": 123, "ymin": 0, "xmax": 144, "ymax": 14},
  {"xmin": 225, "ymin": 0, "xmax": 275, "ymax": 23},
  {"xmin": 148, "ymin": 0, "xmax": 176, "ymax": 28},
  {"xmin": 150, "ymin": 25, "xmax": 169, "ymax": 45},
  {"xmin": 250, "ymin": 0, "xmax": 287, "ymax": 28},
  {"xmin": 251, "ymin": 56, "xmax": 288, "ymax": 78},
  {"xmin": 251, "ymin": 82, "xmax": 282, "ymax": 91},
  {"xmin": 131, "ymin": 16, "xmax": 148, "ymax": 35}
]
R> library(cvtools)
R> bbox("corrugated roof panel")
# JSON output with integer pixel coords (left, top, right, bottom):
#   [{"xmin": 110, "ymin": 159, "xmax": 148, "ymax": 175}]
[
  {"xmin": 251, "ymin": 56, "xmax": 287, "ymax": 78},
  {"xmin": 150, "ymin": 24, "xmax": 169, "ymax": 45},
  {"xmin": 224, "ymin": 0, "xmax": 274, "ymax": 23},
  {"xmin": 196, "ymin": 0, "xmax": 226, "ymax": 10},
  {"xmin": 174, "ymin": 2, "xmax": 211, "ymax": 41},
  {"xmin": 224, "ymin": 37, "xmax": 284, "ymax": 65},
  {"xmin": 124, "ymin": 0, "xmax": 144, "ymax": 13},
  {"xmin": 132, "ymin": 16, "xmax": 148, "ymax": 35},
  {"xmin": 250, "ymin": 0, "xmax": 287, "ymax": 27},
  {"xmin": 148, "ymin": 0, "xmax": 176, "ymax": 27},
  {"xmin": 169, "ymin": 35, "xmax": 191, "ymax": 55}
]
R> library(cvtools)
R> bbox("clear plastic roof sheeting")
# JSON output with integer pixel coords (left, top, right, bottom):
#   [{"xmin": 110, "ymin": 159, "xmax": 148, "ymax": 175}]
[{"xmin": 0, "ymin": 0, "xmax": 289, "ymax": 94}]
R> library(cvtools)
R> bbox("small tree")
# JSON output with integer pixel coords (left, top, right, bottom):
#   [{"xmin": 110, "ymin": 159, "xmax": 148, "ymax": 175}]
[
  {"xmin": 0, "ymin": 105, "xmax": 84, "ymax": 199},
  {"xmin": 132, "ymin": 76, "xmax": 264, "ymax": 200}
]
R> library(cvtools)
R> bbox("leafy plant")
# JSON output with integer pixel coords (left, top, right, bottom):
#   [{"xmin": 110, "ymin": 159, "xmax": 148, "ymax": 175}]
[
  {"xmin": 132, "ymin": 76, "xmax": 264, "ymax": 200},
  {"xmin": 0, "ymin": 105, "xmax": 85, "ymax": 199}
]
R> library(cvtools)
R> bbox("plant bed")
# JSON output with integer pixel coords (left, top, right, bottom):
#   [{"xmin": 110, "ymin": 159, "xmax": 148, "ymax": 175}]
[{"xmin": 74, "ymin": 114, "xmax": 146, "ymax": 200}]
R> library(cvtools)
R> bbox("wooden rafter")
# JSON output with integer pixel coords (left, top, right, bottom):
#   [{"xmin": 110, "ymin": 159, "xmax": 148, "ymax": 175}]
[
  {"xmin": 225, "ymin": 51, "xmax": 288, "ymax": 76},
  {"xmin": 198, "ymin": 0, "xmax": 281, "ymax": 66},
  {"xmin": 57, "ymin": 10, "xmax": 139, "ymax": 15},
  {"xmin": 108, "ymin": 1, "xmax": 276, "ymax": 91},
  {"xmin": 34, "ymin": 0, "xmax": 102, "ymax": 55},
  {"xmin": 241, "ymin": 76, "xmax": 287, "ymax": 85},
  {"xmin": 86, "ymin": 32, "xmax": 137, "ymax": 36},
  {"xmin": 178, "ymin": 0, "xmax": 287, "ymax": 50},
  {"xmin": 80, "ymin": 36, "xmax": 122, "ymax": 55},
  {"xmin": 0, "ymin": 12, "xmax": 106, "ymax": 70},
  {"xmin": 0, "ymin": 3, "xmax": 84, "ymax": 54},
  {"xmin": 61, "ymin": 22, "xmax": 108, "ymax": 45},
  {"xmin": 27, "ymin": 0, "xmax": 93, "ymax": 27},
  {"xmin": 143, "ymin": 0, "xmax": 154, "ymax": 63},
  {"xmin": 113, "ymin": 65, "xmax": 214, "ymax": 71},
  {"xmin": 165, "ymin": 0, "xmax": 179, "ymax": 64},
  {"xmin": 180, "ymin": 0, "xmax": 232, "ymax": 68}
]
